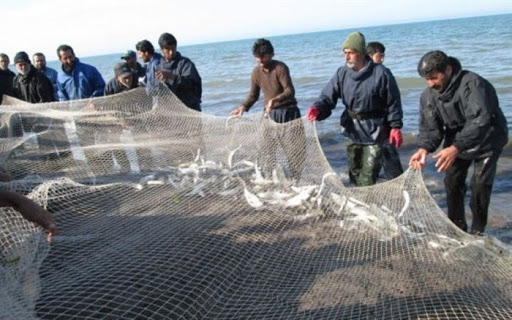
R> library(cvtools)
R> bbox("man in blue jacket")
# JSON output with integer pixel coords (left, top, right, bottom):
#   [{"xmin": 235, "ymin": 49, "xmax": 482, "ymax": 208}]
[
  {"xmin": 56, "ymin": 44, "xmax": 105, "ymax": 101},
  {"xmin": 306, "ymin": 32, "xmax": 403, "ymax": 186},
  {"xmin": 56, "ymin": 44, "xmax": 106, "ymax": 173},
  {"xmin": 135, "ymin": 39, "xmax": 162, "ymax": 93},
  {"xmin": 410, "ymin": 51, "xmax": 508, "ymax": 235}
]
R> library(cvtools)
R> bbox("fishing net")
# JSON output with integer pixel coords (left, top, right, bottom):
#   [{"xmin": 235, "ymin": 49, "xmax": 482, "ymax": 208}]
[{"xmin": 1, "ymin": 85, "xmax": 511, "ymax": 319}]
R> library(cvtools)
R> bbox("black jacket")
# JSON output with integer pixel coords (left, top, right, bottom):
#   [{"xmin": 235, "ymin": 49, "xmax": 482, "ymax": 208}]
[
  {"xmin": 417, "ymin": 69, "xmax": 508, "ymax": 159},
  {"xmin": 0, "ymin": 68, "xmax": 16, "ymax": 101},
  {"xmin": 313, "ymin": 59, "xmax": 403, "ymax": 144},
  {"xmin": 159, "ymin": 52, "xmax": 202, "ymax": 111},
  {"xmin": 12, "ymin": 67, "xmax": 54, "ymax": 103}
]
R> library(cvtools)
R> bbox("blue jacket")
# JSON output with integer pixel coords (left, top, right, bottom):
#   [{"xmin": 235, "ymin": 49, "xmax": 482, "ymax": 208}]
[
  {"xmin": 313, "ymin": 59, "xmax": 403, "ymax": 144},
  {"xmin": 57, "ymin": 59, "xmax": 105, "ymax": 101},
  {"xmin": 42, "ymin": 66, "xmax": 58, "ymax": 100},
  {"xmin": 143, "ymin": 53, "xmax": 163, "ymax": 92}
]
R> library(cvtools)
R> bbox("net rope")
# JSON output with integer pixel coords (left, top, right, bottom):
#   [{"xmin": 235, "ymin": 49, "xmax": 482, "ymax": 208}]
[{"xmin": 1, "ymin": 85, "xmax": 511, "ymax": 319}]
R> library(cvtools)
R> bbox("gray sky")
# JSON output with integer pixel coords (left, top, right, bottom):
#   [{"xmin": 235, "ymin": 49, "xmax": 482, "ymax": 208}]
[{"xmin": 2, "ymin": 0, "xmax": 512, "ymax": 61}]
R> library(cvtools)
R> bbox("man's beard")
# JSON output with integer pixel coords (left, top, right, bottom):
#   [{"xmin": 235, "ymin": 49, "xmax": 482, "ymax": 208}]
[{"xmin": 62, "ymin": 61, "xmax": 75, "ymax": 73}]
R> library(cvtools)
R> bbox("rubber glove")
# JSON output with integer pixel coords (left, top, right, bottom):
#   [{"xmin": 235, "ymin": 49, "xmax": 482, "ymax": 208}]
[
  {"xmin": 389, "ymin": 128, "xmax": 403, "ymax": 148},
  {"xmin": 306, "ymin": 106, "xmax": 320, "ymax": 122}
]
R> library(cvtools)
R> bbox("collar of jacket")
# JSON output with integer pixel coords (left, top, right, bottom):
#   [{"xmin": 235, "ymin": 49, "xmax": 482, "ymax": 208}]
[
  {"xmin": 438, "ymin": 69, "xmax": 464, "ymax": 102},
  {"xmin": 346, "ymin": 57, "xmax": 374, "ymax": 81}
]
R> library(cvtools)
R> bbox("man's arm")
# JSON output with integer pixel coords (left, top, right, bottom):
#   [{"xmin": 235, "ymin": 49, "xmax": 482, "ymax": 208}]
[{"xmin": 0, "ymin": 190, "xmax": 56, "ymax": 242}]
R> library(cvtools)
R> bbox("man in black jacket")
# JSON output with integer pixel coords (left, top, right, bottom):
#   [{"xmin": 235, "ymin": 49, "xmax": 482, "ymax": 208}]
[
  {"xmin": 157, "ymin": 33, "xmax": 202, "ymax": 112},
  {"xmin": 12, "ymin": 51, "xmax": 54, "ymax": 103},
  {"xmin": 0, "ymin": 53, "xmax": 16, "ymax": 103},
  {"xmin": 409, "ymin": 50, "xmax": 508, "ymax": 235}
]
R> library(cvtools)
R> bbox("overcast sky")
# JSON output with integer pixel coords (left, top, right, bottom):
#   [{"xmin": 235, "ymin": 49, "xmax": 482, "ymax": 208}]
[{"xmin": 2, "ymin": 0, "xmax": 512, "ymax": 61}]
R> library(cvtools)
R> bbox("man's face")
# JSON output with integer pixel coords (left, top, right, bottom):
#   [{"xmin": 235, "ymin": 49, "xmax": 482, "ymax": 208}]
[
  {"xmin": 161, "ymin": 45, "xmax": 177, "ymax": 61},
  {"xmin": 0, "ymin": 57, "xmax": 9, "ymax": 70},
  {"xmin": 370, "ymin": 52, "xmax": 385, "ymax": 64},
  {"xmin": 117, "ymin": 74, "xmax": 133, "ymax": 88},
  {"xmin": 15, "ymin": 61, "xmax": 31, "ymax": 75},
  {"xmin": 33, "ymin": 55, "xmax": 46, "ymax": 70},
  {"xmin": 254, "ymin": 53, "xmax": 273, "ymax": 69},
  {"xmin": 58, "ymin": 49, "xmax": 75, "ymax": 68},
  {"xmin": 138, "ymin": 50, "xmax": 150, "ymax": 63},
  {"xmin": 343, "ymin": 49, "xmax": 365, "ymax": 71},
  {"xmin": 425, "ymin": 66, "xmax": 452, "ymax": 93}
]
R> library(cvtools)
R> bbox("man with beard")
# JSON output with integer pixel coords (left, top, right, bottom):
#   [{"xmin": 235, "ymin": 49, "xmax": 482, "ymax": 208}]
[
  {"xmin": 56, "ymin": 45, "xmax": 106, "ymax": 173},
  {"xmin": 135, "ymin": 40, "xmax": 162, "ymax": 92},
  {"xmin": 409, "ymin": 51, "xmax": 508, "ymax": 235},
  {"xmin": 33, "ymin": 52, "xmax": 59, "ymax": 101},
  {"xmin": 56, "ymin": 44, "xmax": 105, "ymax": 101},
  {"xmin": 11, "ymin": 51, "xmax": 69, "ymax": 163},
  {"xmin": 231, "ymin": 38, "xmax": 306, "ymax": 181},
  {"xmin": 306, "ymin": 32, "xmax": 403, "ymax": 186},
  {"xmin": 12, "ymin": 51, "xmax": 54, "ymax": 103},
  {"xmin": 0, "ymin": 53, "xmax": 16, "ymax": 102},
  {"xmin": 156, "ymin": 33, "xmax": 202, "ymax": 111}
]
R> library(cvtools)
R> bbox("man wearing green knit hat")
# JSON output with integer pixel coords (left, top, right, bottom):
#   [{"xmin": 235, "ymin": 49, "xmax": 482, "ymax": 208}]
[{"xmin": 306, "ymin": 31, "xmax": 404, "ymax": 186}]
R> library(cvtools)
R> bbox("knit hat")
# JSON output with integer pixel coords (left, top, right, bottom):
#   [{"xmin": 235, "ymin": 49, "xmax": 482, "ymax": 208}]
[
  {"xmin": 114, "ymin": 62, "xmax": 133, "ymax": 78},
  {"xmin": 342, "ymin": 32, "xmax": 366, "ymax": 55},
  {"xmin": 13, "ymin": 51, "xmax": 30, "ymax": 64}
]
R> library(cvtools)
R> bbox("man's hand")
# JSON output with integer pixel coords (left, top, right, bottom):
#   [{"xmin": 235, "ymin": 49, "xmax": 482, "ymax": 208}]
[
  {"xmin": 306, "ymin": 106, "xmax": 320, "ymax": 122},
  {"xmin": 433, "ymin": 145, "xmax": 459, "ymax": 172},
  {"xmin": 155, "ymin": 70, "xmax": 176, "ymax": 81},
  {"xmin": 265, "ymin": 98, "xmax": 278, "ymax": 114},
  {"xmin": 231, "ymin": 106, "xmax": 246, "ymax": 116},
  {"xmin": 409, "ymin": 148, "xmax": 428, "ymax": 170},
  {"xmin": 389, "ymin": 128, "xmax": 403, "ymax": 148},
  {"xmin": 0, "ymin": 191, "xmax": 57, "ymax": 243}
]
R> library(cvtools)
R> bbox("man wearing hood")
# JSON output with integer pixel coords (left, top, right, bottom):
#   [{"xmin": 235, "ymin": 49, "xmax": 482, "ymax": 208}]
[
  {"xmin": 409, "ymin": 51, "xmax": 508, "ymax": 235},
  {"xmin": 306, "ymin": 32, "xmax": 403, "ymax": 186}
]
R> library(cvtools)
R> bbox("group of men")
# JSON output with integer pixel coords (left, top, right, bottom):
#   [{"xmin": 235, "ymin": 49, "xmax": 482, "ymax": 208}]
[
  {"xmin": 232, "ymin": 32, "xmax": 507, "ymax": 236},
  {"xmin": 0, "ymin": 30, "xmax": 508, "ymax": 237}
]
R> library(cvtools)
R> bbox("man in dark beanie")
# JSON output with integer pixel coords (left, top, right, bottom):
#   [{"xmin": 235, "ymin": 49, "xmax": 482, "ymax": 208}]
[
  {"xmin": 410, "ymin": 50, "xmax": 508, "ymax": 235},
  {"xmin": 306, "ymin": 31, "xmax": 403, "ymax": 186},
  {"xmin": 156, "ymin": 32, "xmax": 202, "ymax": 111},
  {"xmin": 12, "ymin": 51, "xmax": 54, "ymax": 103}
]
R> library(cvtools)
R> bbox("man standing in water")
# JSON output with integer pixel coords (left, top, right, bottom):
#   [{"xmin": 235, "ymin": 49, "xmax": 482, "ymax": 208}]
[
  {"xmin": 367, "ymin": 41, "xmax": 404, "ymax": 180},
  {"xmin": 231, "ymin": 38, "xmax": 306, "ymax": 181},
  {"xmin": 409, "ymin": 50, "xmax": 508, "ymax": 235},
  {"xmin": 306, "ymin": 32, "xmax": 403, "ymax": 186}
]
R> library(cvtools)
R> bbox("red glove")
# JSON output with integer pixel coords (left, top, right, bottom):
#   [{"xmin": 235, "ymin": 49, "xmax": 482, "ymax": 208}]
[
  {"xmin": 389, "ymin": 128, "xmax": 403, "ymax": 148},
  {"xmin": 306, "ymin": 106, "xmax": 320, "ymax": 122}
]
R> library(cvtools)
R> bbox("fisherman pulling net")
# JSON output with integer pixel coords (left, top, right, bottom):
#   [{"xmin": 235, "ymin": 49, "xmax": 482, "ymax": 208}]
[{"xmin": 1, "ymin": 85, "xmax": 511, "ymax": 319}]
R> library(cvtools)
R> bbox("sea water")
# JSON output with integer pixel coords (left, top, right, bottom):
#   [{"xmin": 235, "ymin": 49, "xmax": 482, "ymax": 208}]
[{"xmin": 46, "ymin": 14, "xmax": 512, "ymax": 243}]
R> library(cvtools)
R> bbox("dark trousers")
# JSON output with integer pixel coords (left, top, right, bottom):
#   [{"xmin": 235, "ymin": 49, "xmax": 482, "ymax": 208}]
[
  {"xmin": 346, "ymin": 140, "xmax": 382, "ymax": 186},
  {"xmin": 381, "ymin": 142, "xmax": 403, "ymax": 179},
  {"xmin": 444, "ymin": 151, "xmax": 501, "ymax": 234},
  {"xmin": 258, "ymin": 107, "xmax": 306, "ymax": 181}
]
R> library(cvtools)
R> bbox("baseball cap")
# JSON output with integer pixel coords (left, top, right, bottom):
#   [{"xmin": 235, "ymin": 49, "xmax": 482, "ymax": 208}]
[
  {"xmin": 121, "ymin": 50, "xmax": 136, "ymax": 59},
  {"xmin": 114, "ymin": 63, "xmax": 133, "ymax": 78}
]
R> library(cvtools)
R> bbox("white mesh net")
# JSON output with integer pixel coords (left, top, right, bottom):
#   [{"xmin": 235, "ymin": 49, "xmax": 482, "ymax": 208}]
[{"xmin": 1, "ymin": 85, "xmax": 511, "ymax": 319}]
